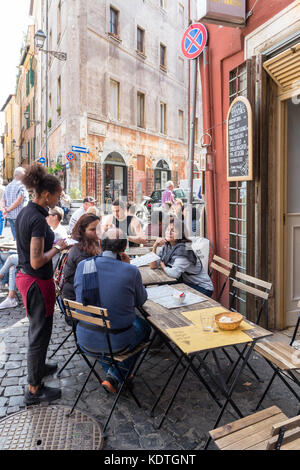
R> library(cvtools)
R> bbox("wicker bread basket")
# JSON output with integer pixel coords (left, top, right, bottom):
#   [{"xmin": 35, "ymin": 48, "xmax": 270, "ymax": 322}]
[{"xmin": 215, "ymin": 312, "xmax": 243, "ymax": 331}]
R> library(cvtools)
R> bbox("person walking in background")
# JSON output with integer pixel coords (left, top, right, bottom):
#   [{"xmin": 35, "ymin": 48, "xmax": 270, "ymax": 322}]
[
  {"xmin": 68, "ymin": 196, "xmax": 96, "ymax": 235},
  {"xmin": 15, "ymin": 162, "xmax": 68, "ymax": 405},
  {"xmin": 161, "ymin": 181, "xmax": 175, "ymax": 206},
  {"xmin": 2, "ymin": 167, "xmax": 29, "ymax": 240},
  {"xmin": 60, "ymin": 191, "xmax": 72, "ymax": 221}
]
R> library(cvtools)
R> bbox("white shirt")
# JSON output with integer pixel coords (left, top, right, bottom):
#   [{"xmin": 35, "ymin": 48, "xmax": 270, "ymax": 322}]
[{"xmin": 68, "ymin": 207, "xmax": 85, "ymax": 235}]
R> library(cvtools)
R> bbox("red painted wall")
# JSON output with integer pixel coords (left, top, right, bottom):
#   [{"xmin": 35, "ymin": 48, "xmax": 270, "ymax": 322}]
[{"xmin": 199, "ymin": 0, "xmax": 294, "ymax": 301}]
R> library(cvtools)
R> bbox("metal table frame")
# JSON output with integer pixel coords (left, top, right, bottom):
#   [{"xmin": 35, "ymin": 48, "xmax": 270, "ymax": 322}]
[{"xmin": 138, "ymin": 287, "xmax": 272, "ymax": 449}]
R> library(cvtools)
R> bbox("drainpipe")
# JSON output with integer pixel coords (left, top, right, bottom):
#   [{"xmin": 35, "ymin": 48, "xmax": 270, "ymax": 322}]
[{"xmin": 200, "ymin": 46, "xmax": 217, "ymax": 256}]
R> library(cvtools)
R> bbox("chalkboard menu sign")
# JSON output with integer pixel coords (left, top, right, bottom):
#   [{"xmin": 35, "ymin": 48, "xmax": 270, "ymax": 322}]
[{"xmin": 226, "ymin": 96, "xmax": 253, "ymax": 181}]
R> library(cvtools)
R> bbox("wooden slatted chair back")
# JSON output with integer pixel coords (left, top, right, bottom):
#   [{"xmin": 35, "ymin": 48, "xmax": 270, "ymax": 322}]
[
  {"xmin": 63, "ymin": 299, "xmax": 111, "ymax": 329},
  {"xmin": 209, "ymin": 255, "xmax": 235, "ymax": 302},
  {"xmin": 231, "ymin": 271, "xmax": 272, "ymax": 325}
]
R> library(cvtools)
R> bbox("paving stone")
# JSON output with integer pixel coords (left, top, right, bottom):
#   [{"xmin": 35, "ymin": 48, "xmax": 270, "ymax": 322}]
[
  {"xmin": 4, "ymin": 361, "xmax": 22, "ymax": 370},
  {"xmin": 8, "ymin": 395, "xmax": 24, "ymax": 407},
  {"xmin": 0, "ymin": 397, "xmax": 8, "ymax": 407},
  {"xmin": 4, "ymin": 386, "xmax": 24, "ymax": 397},
  {"xmin": 1, "ymin": 377, "xmax": 19, "ymax": 386}
]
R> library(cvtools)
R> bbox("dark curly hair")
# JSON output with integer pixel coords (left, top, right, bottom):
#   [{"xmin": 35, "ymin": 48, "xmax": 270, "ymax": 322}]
[
  {"xmin": 22, "ymin": 162, "xmax": 61, "ymax": 196},
  {"xmin": 71, "ymin": 213, "xmax": 101, "ymax": 256}
]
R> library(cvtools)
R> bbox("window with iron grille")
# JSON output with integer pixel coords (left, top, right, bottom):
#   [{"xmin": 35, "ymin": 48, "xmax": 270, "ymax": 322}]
[{"xmin": 228, "ymin": 63, "xmax": 250, "ymax": 314}]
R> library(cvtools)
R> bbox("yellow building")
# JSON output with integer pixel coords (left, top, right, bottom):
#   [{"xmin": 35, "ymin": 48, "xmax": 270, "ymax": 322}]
[{"xmin": 1, "ymin": 95, "xmax": 18, "ymax": 182}]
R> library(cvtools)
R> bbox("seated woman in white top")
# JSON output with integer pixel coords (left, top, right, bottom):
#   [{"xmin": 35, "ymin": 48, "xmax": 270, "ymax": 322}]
[
  {"xmin": 47, "ymin": 206, "xmax": 68, "ymax": 269},
  {"xmin": 150, "ymin": 218, "xmax": 213, "ymax": 297}
]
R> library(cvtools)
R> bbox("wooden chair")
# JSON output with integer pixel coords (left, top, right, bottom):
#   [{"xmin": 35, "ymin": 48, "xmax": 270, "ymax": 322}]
[
  {"xmin": 49, "ymin": 295, "xmax": 80, "ymax": 376},
  {"xmin": 209, "ymin": 406, "xmax": 300, "ymax": 450},
  {"xmin": 254, "ymin": 305, "xmax": 300, "ymax": 412},
  {"xmin": 62, "ymin": 299, "xmax": 150, "ymax": 434},
  {"xmin": 226, "ymin": 272, "xmax": 272, "ymax": 383},
  {"xmin": 209, "ymin": 255, "xmax": 235, "ymax": 302},
  {"xmin": 230, "ymin": 271, "xmax": 272, "ymax": 327}
]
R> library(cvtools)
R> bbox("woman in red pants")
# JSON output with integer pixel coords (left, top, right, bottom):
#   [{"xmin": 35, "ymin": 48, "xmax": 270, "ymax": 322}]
[{"xmin": 15, "ymin": 163, "xmax": 67, "ymax": 405}]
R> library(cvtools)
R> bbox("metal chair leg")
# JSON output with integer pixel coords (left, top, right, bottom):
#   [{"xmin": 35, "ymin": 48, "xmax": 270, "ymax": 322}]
[
  {"xmin": 49, "ymin": 331, "xmax": 73, "ymax": 359},
  {"xmin": 67, "ymin": 359, "xmax": 98, "ymax": 417}
]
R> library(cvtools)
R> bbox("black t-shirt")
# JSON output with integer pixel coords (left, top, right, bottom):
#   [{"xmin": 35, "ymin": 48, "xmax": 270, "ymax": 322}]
[
  {"xmin": 15, "ymin": 201, "xmax": 55, "ymax": 280},
  {"xmin": 112, "ymin": 215, "xmax": 139, "ymax": 247}
]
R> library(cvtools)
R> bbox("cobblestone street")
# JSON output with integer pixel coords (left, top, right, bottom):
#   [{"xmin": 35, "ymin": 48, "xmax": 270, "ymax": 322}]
[{"xmin": 0, "ymin": 295, "xmax": 299, "ymax": 451}]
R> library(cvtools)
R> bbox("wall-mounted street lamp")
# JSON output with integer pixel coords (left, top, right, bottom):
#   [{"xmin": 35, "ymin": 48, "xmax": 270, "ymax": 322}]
[
  {"xmin": 12, "ymin": 139, "xmax": 23, "ymax": 150},
  {"xmin": 23, "ymin": 110, "xmax": 41, "ymax": 124},
  {"xmin": 34, "ymin": 23, "xmax": 67, "ymax": 167},
  {"xmin": 34, "ymin": 29, "xmax": 67, "ymax": 61}
]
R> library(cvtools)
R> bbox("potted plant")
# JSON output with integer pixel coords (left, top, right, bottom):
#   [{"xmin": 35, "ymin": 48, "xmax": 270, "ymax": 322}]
[{"xmin": 48, "ymin": 162, "xmax": 64, "ymax": 175}]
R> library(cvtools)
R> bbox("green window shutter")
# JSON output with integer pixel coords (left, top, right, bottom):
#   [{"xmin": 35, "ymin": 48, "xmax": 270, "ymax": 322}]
[
  {"xmin": 30, "ymin": 68, "xmax": 34, "ymax": 87},
  {"xmin": 26, "ymin": 105, "xmax": 30, "ymax": 129},
  {"xmin": 26, "ymin": 72, "xmax": 30, "ymax": 96}
]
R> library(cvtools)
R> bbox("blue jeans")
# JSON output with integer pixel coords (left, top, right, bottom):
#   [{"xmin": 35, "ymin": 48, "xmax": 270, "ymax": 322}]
[
  {"xmin": 7, "ymin": 218, "xmax": 16, "ymax": 240},
  {"xmin": 0, "ymin": 253, "xmax": 18, "ymax": 291},
  {"xmin": 82, "ymin": 316, "xmax": 151, "ymax": 384},
  {"xmin": 184, "ymin": 282, "xmax": 213, "ymax": 298},
  {"xmin": 0, "ymin": 211, "xmax": 4, "ymax": 235}
]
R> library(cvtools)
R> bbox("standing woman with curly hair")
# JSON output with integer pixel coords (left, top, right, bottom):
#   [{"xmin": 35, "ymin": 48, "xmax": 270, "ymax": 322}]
[
  {"xmin": 15, "ymin": 163, "xmax": 67, "ymax": 405},
  {"xmin": 61, "ymin": 213, "xmax": 101, "ymax": 301}
]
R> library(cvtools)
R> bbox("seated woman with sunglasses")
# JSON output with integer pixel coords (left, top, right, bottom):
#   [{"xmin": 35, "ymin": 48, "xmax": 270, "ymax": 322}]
[{"xmin": 150, "ymin": 218, "xmax": 213, "ymax": 297}]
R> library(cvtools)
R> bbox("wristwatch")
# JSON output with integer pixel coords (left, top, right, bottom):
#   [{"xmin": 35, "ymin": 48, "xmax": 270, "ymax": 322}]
[{"xmin": 53, "ymin": 244, "xmax": 61, "ymax": 251}]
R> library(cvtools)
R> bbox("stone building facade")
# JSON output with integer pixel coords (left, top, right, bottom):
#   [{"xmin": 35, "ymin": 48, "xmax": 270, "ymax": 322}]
[{"xmin": 30, "ymin": 0, "xmax": 203, "ymax": 205}]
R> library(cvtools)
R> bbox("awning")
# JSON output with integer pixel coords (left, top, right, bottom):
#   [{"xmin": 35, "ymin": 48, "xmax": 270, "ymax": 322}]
[{"xmin": 263, "ymin": 42, "xmax": 300, "ymax": 90}]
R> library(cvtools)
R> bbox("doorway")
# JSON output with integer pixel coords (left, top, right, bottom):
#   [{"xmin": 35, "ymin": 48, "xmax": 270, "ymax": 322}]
[
  {"xmin": 154, "ymin": 159, "xmax": 171, "ymax": 190},
  {"xmin": 104, "ymin": 152, "xmax": 127, "ymax": 205},
  {"xmin": 285, "ymin": 97, "xmax": 300, "ymax": 326}
]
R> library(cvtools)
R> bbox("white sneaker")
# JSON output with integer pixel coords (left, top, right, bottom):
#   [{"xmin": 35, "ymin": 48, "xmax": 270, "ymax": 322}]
[{"xmin": 0, "ymin": 297, "xmax": 18, "ymax": 310}]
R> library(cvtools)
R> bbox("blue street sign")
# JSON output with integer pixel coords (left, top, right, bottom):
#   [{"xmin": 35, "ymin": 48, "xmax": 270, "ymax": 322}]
[
  {"xmin": 38, "ymin": 157, "xmax": 46, "ymax": 164},
  {"xmin": 72, "ymin": 145, "xmax": 89, "ymax": 154},
  {"xmin": 65, "ymin": 162, "xmax": 71, "ymax": 169}
]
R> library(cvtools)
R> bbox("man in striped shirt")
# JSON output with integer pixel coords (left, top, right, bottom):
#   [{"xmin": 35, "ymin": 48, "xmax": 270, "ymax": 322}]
[{"xmin": 2, "ymin": 167, "xmax": 29, "ymax": 240}]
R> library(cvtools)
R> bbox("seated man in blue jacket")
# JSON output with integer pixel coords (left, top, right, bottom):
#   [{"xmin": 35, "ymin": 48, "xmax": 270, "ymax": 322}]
[{"xmin": 74, "ymin": 227, "xmax": 151, "ymax": 393}]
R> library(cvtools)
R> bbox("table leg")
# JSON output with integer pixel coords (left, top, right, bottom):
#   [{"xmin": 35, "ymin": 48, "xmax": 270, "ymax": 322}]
[
  {"xmin": 157, "ymin": 357, "xmax": 194, "ymax": 429},
  {"xmin": 204, "ymin": 340, "xmax": 256, "ymax": 450}
]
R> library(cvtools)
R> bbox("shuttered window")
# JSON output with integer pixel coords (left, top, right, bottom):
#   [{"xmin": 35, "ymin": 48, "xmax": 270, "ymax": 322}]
[{"xmin": 263, "ymin": 42, "xmax": 300, "ymax": 90}]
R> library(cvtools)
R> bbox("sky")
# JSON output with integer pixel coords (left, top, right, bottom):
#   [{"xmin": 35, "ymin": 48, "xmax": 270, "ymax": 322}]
[{"xmin": 0, "ymin": 0, "xmax": 33, "ymax": 158}]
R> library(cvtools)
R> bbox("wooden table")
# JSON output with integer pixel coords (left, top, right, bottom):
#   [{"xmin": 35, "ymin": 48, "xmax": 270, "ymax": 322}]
[
  {"xmin": 139, "ymin": 283, "xmax": 273, "ymax": 442},
  {"xmin": 139, "ymin": 266, "xmax": 178, "ymax": 286},
  {"xmin": 128, "ymin": 246, "xmax": 152, "ymax": 257}
]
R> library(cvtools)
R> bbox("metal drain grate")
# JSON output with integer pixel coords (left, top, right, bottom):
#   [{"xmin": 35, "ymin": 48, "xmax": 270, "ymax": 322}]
[{"xmin": 0, "ymin": 405, "xmax": 104, "ymax": 450}]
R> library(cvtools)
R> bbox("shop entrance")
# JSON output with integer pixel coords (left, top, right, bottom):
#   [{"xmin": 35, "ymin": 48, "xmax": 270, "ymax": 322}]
[
  {"xmin": 104, "ymin": 152, "xmax": 127, "ymax": 207},
  {"xmin": 154, "ymin": 159, "xmax": 171, "ymax": 190}
]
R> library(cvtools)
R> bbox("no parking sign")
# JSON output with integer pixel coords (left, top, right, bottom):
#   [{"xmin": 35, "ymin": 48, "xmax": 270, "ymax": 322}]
[
  {"xmin": 66, "ymin": 152, "xmax": 76, "ymax": 162},
  {"xmin": 181, "ymin": 23, "xmax": 208, "ymax": 60}
]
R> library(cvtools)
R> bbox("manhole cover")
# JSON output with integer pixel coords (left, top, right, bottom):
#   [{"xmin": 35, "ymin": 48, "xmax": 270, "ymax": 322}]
[{"xmin": 0, "ymin": 405, "xmax": 104, "ymax": 450}]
